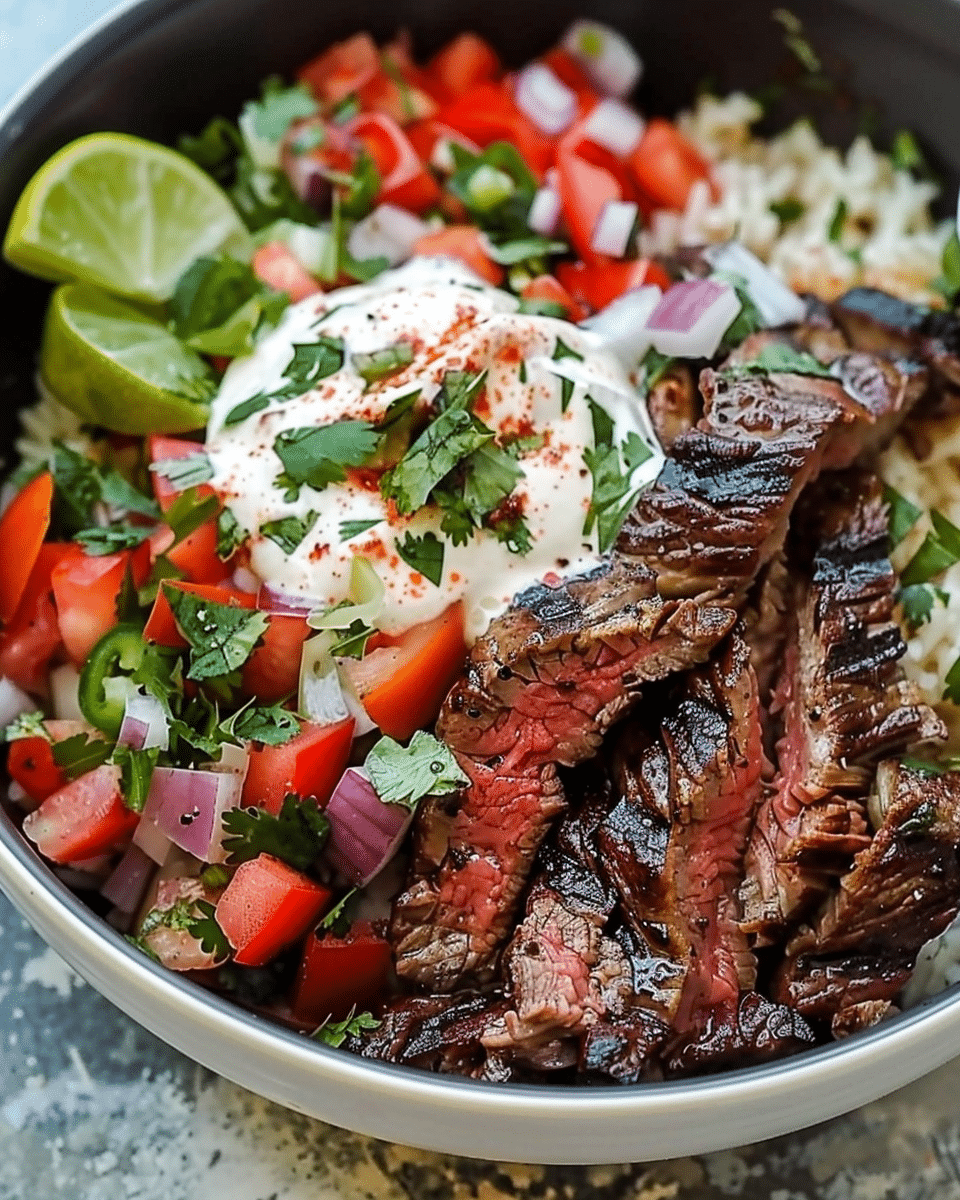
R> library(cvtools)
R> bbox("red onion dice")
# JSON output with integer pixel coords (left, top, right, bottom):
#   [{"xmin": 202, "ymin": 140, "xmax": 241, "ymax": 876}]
[
  {"xmin": 562, "ymin": 20, "xmax": 643, "ymax": 98},
  {"xmin": 527, "ymin": 185, "xmax": 563, "ymax": 237},
  {"xmin": 324, "ymin": 766, "xmax": 414, "ymax": 888},
  {"xmin": 590, "ymin": 200, "xmax": 639, "ymax": 258},
  {"xmin": 257, "ymin": 582, "xmax": 321, "ymax": 617},
  {"xmin": 645, "ymin": 279, "xmax": 742, "ymax": 359},
  {"xmin": 118, "ymin": 691, "xmax": 169, "ymax": 751},
  {"xmin": 581, "ymin": 98, "xmax": 645, "ymax": 158},
  {"xmin": 702, "ymin": 241, "xmax": 807, "ymax": 327},
  {"xmin": 132, "ymin": 814, "xmax": 173, "ymax": 866},
  {"xmin": 513, "ymin": 63, "xmax": 577, "ymax": 135},
  {"xmin": 347, "ymin": 204, "xmax": 432, "ymax": 268},
  {"xmin": 140, "ymin": 761, "xmax": 245, "ymax": 864},
  {"xmin": 101, "ymin": 844, "xmax": 155, "ymax": 914}
]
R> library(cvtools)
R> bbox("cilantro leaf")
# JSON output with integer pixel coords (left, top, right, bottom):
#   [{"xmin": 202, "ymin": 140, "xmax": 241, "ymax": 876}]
[
  {"xmin": 166, "ymin": 587, "xmax": 270, "ymax": 681},
  {"xmin": 890, "ymin": 130, "xmax": 929, "ymax": 176},
  {"xmin": 490, "ymin": 510, "xmax": 533, "ymax": 556},
  {"xmin": 901, "ymin": 508, "xmax": 960, "ymax": 587},
  {"xmin": 317, "ymin": 888, "xmax": 357, "ymax": 936},
  {"xmin": 945, "ymin": 655, "xmax": 960, "ymax": 706},
  {"xmin": 260, "ymin": 510, "xmax": 318, "ymax": 553},
  {"xmin": 365, "ymin": 730, "xmax": 469, "ymax": 810},
  {"xmin": 312, "ymin": 1007, "xmax": 381, "ymax": 1048},
  {"xmin": 938, "ymin": 230, "xmax": 960, "ymax": 304},
  {"xmin": 273, "ymin": 421, "xmax": 380, "ymax": 500},
  {"xmin": 221, "ymin": 794, "xmax": 330, "ymax": 871},
  {"xmin": 395, "ymin": 531, "xmax": 445, "ymax": 586},
  {"xmin": 769, "ymin": 197, "xmax": 806, "ymax": 223},
  {"xmin": 217, "ymin": 507, "xmax": 246, "ymax": 559},
  {"xmin": 177, "ymin": 117, "xmax": 244, "ymax": 185},
  {"xmin": 4, "ymin": 712, "xmax": 48, "ymax": 742},
  {"xmin": 639, "ymin": 348, "xmax": 676, "ymax": 390},
  {"xmin": 150, "ymin": 452, "xmax": 214, "ymax": 491},
  {"xmin": 352, "ymin": 342, "xmax": 414, "ymax": 384},
  {"xmin": 381, "ymin": 407, "xmax": 491, "ymax": 514},
  {"xmin": 73, "ymin": 523, "xmax": 148, "ymax": 555},
  {"xmin": 170, "ymin": 256, "xmax": 288, "ymax": 357},
  {"xmin": 230, "ymin": 157, "xmax": 320, "ymax": 232},
  {"xmin": 339, "ymin": 517, "xmax": 380, "ymax": 541},
  {"xmin": 583, "ymin": 431, "xmax": 653, "ymax": 554},
  {"xmin": 433, "ymin": 370, "xmax": 487, "ymax": 413},
  {"xmin": 224, "ymin": 392, "xmax": 272, "ymax": 426},
  {"xmin": 245, "ymin": 78, "xmax": 318, "ymax": 142},
  {"xmin": 551, "ymin": 337, "xmax": 584, "ymax": 413},
  {"xmin": 222, "ymin": 703, "xmax": 300, "ymax": 745},
  {"xmin": 163, "ymin": 488, "xmax": 221, "ymax": 547},
  {"xmin": 883, "ymin": 484, "xmax": 923, "ymax": 548},
  {"xmin": 447, "ymin": 141, "xmax": 538, "ymax": 240},
  {"xmin": 899, "ymin": 583, "xmax": 948, "ymax": 634},
  {"xmin": 113, "ymin": 744, "xmax": 159, "ymax": 813},
  {"xmin": 726, "ymin": 343, "xmax": 832, "ymax": 378},
  {"xmin": 828, "ymin": 197, "xmax": 848, "ymax": 244},
  {"xmin": 285, "ymin": 338, "xmax": 347, "ymax": 388},
  {"xmin": 50, "ymin": 443, "xmax": 159, "ymax": 532},
  {"xmin": 51, "ymin": 733, "xmax": 112, "ymax": 780},
  {"xmin": 484, "ymin": 236, "xmax": 567, "ymax": 265},
  {"xmin": 186, "ymin": 900, "xmax": 231, "ymax": 960},
  {"xmin": 461, "ymin": 443, "xmax": 523, "ymax": 525}
]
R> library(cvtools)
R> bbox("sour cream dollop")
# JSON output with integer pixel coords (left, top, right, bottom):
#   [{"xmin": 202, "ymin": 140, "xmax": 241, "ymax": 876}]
[{"xmin": 205, "ymin": 258, "xmax": 662, "ymax": 641}]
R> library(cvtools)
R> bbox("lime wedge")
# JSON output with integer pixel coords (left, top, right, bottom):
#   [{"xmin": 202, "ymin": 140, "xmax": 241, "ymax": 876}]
[
  {"xmin": 3, "ymin": 133, "xmax": 247, "ymax": 303},
  {"xmin": 40, "ymin": 283, "xmax": 215, "ymax": 434}
]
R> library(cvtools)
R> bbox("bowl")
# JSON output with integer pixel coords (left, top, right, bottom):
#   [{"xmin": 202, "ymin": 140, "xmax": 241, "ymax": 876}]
[{"xmin": 3, "ymin": 0, "xmax": 960, "ymax": 1166}]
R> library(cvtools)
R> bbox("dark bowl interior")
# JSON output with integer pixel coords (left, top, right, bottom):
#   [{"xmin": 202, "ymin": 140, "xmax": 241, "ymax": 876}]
[{"xmin": 2, "ymin": 0, "xmax": 960, "ymax": 476}]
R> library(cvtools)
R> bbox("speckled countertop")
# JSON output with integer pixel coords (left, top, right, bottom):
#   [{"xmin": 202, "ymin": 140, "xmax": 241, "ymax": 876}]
[{"xmin": 5, "ymin": 4, "xmax": 960, "ymax": 1198}]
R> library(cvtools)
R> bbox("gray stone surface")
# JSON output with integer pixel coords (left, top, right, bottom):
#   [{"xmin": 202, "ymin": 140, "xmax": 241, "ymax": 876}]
[{"xmin": 4, "ymin": 3, "xmax": 960, "ymax": 1197}]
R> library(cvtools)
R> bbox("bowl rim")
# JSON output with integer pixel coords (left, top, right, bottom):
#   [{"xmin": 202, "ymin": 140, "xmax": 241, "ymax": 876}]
[{"xmin": 4, "ymin": 0, "xmax": 960, "ymax": 1160}]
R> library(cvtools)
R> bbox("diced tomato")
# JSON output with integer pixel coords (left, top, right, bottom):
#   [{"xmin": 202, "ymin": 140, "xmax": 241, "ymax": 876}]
[
  {"xmin": 539, "ymin": 47, "xmax": 599, "ymax": 108},
  {"xmin": 439, "ymin": 81, "xmax": 554, "ymax": 178},
  {"xmin": 628, "ymin": 117, "xmax": 717, "ymax": 212},
  {"xmin": 297, "ymin": 32, "xmax": 381, "ymax": 106},
  {"xmin": 358, "ymin": 41, "xmax": 439, "ymax": 126},
  {"xmin": 556, "ymin": 257, "xmax": 671, "ymax": 314},
  {"xmin": 413, "ymin": 226, "xmax": 503, "ymax": 285},
  {"xmin": 405, "ymin": 118, "xmax": 480, "ymax": 169},
  {"xmin": 143, "ymin": 580, "xmax": 256, "ymax": 647},
  {"xmin": 555, "ymin": 126, "xmax": 634, "ymax": 262},
  {"xmin": 216, "ymin": 854, "xmax": 331, "ymax": 967},
  {"xmin": 349, "ymin": 113, "xmax": 441, "ymax": 213},
  {"xmin": 426, "ymin": 33, "xmax": 501, "ymax": 101},
  {"xmin": 291, "ymin": 921, "xmax": 393, "ymax": 1023},
  {"xmin": 0, "ymin": 542, "xmax": 81, "ymax": 695},
  {"xmin": 242, "ymin": 718, "xmax": 355, "ymax": 815},
  {"xmin": 7, "ymin": 719, "xmax": 92, "ymax": 808},
  {"xmin": 252, "ymin": 242, "xmax": 322, "ymax": 303},
  {"xmin": 21, "ymin": 764, "xmax": 138, "ymax": 864},
  {"xmin": 520, "ymin": 274, "xmax": 588, "ymax": 322},
  {"xmin": 51, "ymin": 549, "xmax": 149, "ymax": 666},
  {"xmin": 340, "ymin": 602, "xmax": 466, "ymax": 740},
  {"xmin": 147, "ymin": 435, "xmax": 229, "ymax": 584},
  {"xmin": 0, "ymin": 472, "xmax": 53, "ymax": 626},
  {"xmin": 240, "ymin": 613, "xmax": 310, "ymax": 705}
]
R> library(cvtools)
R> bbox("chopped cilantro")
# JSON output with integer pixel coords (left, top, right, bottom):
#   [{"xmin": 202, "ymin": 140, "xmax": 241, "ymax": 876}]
[
  {"xmin": 244, "ymin": 78, "xmax": 318, "ymax": 142},
  {"xmin": 317, "ymin": 888, "xmax": 357, "ymax": 936},
  {"xmin": 395, "ymin": 531, "xmax": 445, "ymax": 586},
  {"xmin": 900, "ymin": 508, "xmax": 960, "ymax": 587},
  {"xmin": 726, "ymin": 343, "xmax": 833, "ymax": 378},
  {"xmin": 551, "ymin": 337, "xmax": 585, "ymax": 413},
  {"xmin": 4, "ymin": 712, "xmax": 48, "ymax": 742},
  {"xmin": 225, "ymin": 335, "xmax": 346, "ymax": 426},
  {"xmin": 518, "ymin": 297, "xmax": 567, "ymax": 319},
  {"xmin": 890, "ymin": 130, "xmax": 929, "ymax": 176},
  {"xmin": 338, "ymin": 149, "xmax": 381, "ymax": 220},
  {"xmin": 934, "ymin": 230, "xmax": 960, "ymax": 304},
  {"xmin": 51, "ymin": 733, "xmax": 112, "ymax": 780},
  {"xmin": 186, "ymin": 900, "xmax": 231, "ymax": 960},
  {"xmin": 223, "ymin": 392, "xmax": 272, "ymax": 426},
  {"xmin": 177, "ymin": 116, "xmax": 244, "ymax": 186},
  {"xmin": 583, "ymin": 427, "xmax": 653, "ymax": 555},
  {"xmin": 827, "ymin": 198, "xmax": 848, "ymax": 244},
  {"xmin": 339, "ymin": 517, "xmax": 380, "ymax": 541},
  {"xmin": 74, "ymin": 523, "xmax": 148, "ymax": 555},
  {"xmin": 163, "ymin": 488, "xmax": 221, "ymax": 547},
  {"xmin": 222, "ymin": 703, "xmax": 300, "ymax": 745},
  {"xmin": 221, "ymin": 793, "xmax": 330, "ymax": 871},
  {"xmin": 166, "ymin": 588, "xmax": 270, "ymax": 682},
  {"xmin": 769, "ymin": 197, "xmax": 806, "ymax": 223},
  {"xmin": 217, "ymin": 507, "xmax": 246, "ymax": 559},
  {"xmin": 381, "ymin": 406, "xmax": 491, "ymax": 515},
  {"xmin": 461, "ymin": 444, "xmax": 523, "ymax": 527},
  {"xmin": 639, "ymin": 348, "xmax": 676, "ymax": 390},
  {"xmin": 945, "ymin": 656, "xmax": 960, "ymax": 706},
  {"xmin": 352, "ymin": 342, "xmax": 414, "ymax": 384},
  {"xmin": 882, "ymin": 484, "xmax": 923, "ymax": 548},
  {"xmin": 50, "ymin": 443, "xmax": 159, "ymax": 532},
  {"xmin": 899, "ymin": 583, "xmax": 948, "ymax": 635},
  {"xmin": 312, "ymin": 1007, "xmax": 381, "ymax": 1048},
  {"xmin": 170, "ymin": 256, "xmax": 288, "ymax": 357},
  {"xmin": 150, "ymin": 452, "xmax": 214, "ymax": 490},
  {"xmin": 273, "ymin": 421, "xmax": 380, "ymax": 500},
  {"xmin": 433, "ymin": 369, "xmax": 487, "ymax": 413},
  {"xmin": 484, "ymin": 236, "xmax": 567, "ymax": 265},
  {"xmin": 260, "ymin": 509, "xmax": 318, "ymax": 553},
  {"xmin": 366, "ymin": 730, "xmax": 469, "ymax": 809},
  {"xmin": 447, "ymin": 141, "xmax": 538, "ymax": 241}
]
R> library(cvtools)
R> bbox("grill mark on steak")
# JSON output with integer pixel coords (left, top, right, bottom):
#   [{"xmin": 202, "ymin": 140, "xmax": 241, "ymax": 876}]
[
  {"xmin": 664, "ymin": 990, "xmax": 817, "ymax": 1076},
  {"xmin": 772, "ymin": 760, "xmax": 960, "ymax": 1027},
  {"xmin": 740, "ymin": 472, "xmax": 945, "ymax": 945}
]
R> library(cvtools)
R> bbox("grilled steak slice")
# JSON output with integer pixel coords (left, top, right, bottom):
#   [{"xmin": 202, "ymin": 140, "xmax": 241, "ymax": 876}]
[
  {"xmin": 437, "ymin": 558, "xmax": 735, "ymax": 763},
  {"xmin": 390, "ymin": 760, "xmax": 565, "ymax": 990},
  {"xmin": 741, "ymin": 472, "xmax": 945, "ymax": 943},
  {"xmin": 580, "ymin": 1007, "xmax": 672, "ymax": 1085},
  {"xmin": 773, "ymin": 760, "xmax": 960, "ymax": 1025},
  {"xmin": 831, "ymin": 287, "xmax": 960, "ymax": 390},
  {"xmin": 646, "ymin": 361, "xmax": 700, "ymax": 451},
  {"xmin": 357, "ymin": 992, "xmax": 508, "ymax": 1075},
  {"xmin": 664, "ymin": 991, "xmax": 816, "ymax": 1076}
]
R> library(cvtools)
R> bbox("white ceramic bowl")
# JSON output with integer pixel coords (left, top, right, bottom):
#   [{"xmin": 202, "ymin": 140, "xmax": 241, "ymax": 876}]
[{"xmin": 3, "ymin": 0, "xmax": 960, "ymax": 1165}]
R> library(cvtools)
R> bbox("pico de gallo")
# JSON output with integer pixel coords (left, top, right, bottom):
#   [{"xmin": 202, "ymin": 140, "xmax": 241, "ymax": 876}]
[{"xmin": 0, "ymin": 20, "xmax": 798, "ymax": 1042}]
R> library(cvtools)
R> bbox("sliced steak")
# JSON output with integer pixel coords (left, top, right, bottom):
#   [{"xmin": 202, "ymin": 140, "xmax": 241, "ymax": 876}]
[
  {"xmin": 741, "ymin": 472, "xmax": 945, "ymax": 944},
  {"xmin": 646, "ymin": 361, "xmax": 700, "ymax": 452},
  {"xmin": 580, "ymin": 1007, "xmax": 673, "ymax": 1085},
  {"xmin": 664, "ymin": 990, "xmax": 817, "ymax": 1076},
  {"xmin": 773, "ymin": 759, "xmax": 960, "ymax": 1026},
  {"xmin": 831, "ymin": 287, "xmax": 960, "ymax": 390},
  {"xmin": 357, "ymin": 992, "xmax": 508, "ymax": 1076},
  {"xmin": 390, "ymin": 760, "xmax": 565, "ymax": 990}
]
